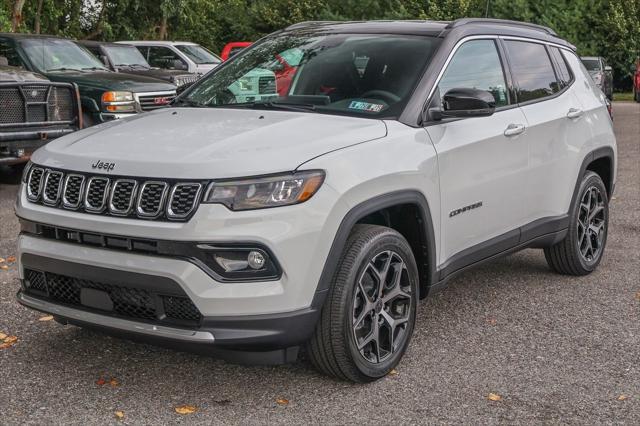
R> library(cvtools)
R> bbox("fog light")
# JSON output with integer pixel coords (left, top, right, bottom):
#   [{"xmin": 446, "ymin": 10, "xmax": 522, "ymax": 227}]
[{"xmin": 247, "ymin": 251, "xmax": 266, "ymax": 270}]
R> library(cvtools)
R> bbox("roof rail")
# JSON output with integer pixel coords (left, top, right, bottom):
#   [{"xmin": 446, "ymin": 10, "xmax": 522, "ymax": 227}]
[{"xmin": 446, "ymin": 18, "xmax": 558, "ymax": 37}]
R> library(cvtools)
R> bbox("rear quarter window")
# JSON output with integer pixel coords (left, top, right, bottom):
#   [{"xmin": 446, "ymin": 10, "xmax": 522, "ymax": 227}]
[
  {"xmin": 504, "ymin": 40, "xmax": 560, "ymax": 103},
  {"xmin": 548, "ymin": 47, "xmax": 573, "ymax": 89}
]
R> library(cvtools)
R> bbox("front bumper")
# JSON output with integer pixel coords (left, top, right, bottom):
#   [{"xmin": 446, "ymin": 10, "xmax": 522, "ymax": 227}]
[{"xmin": 0, "ymin": 128, "xmax": 76, "ymax": 164}]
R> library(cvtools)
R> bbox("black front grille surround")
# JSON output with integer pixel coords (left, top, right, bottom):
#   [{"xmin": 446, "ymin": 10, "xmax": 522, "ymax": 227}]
[
  {"xmin": 0, "ymin": 84, "xmax": 75, "ymax": 125},
  {"xmin": 23, "ymin": 268, "xmax": 202, "ymax": 327},
  {"xmin": 26, "ymin": 166, "xmax": 205, "ymax": 221}
]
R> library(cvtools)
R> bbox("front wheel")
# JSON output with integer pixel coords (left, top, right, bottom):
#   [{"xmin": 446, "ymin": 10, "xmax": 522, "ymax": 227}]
[
  {"xmin": 307, "ymin": 224, "xmax": 419, "ymax": 382},
  {"xmin": 544, "ymin": 171, "xmax": 609, "ymax": 275}
]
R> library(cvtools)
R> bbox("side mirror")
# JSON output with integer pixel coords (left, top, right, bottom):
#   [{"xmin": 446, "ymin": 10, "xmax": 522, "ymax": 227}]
[
  {"xmin": 604, "ymin": 65, "xmax": 612, "ymax": 72},
  {"xmin": 172, "ymin": 59, "xmax": 188, "ymax": 70},
  {"xmin": 431, "ymin": 88, "xmax": 496, "ymax": 120}
]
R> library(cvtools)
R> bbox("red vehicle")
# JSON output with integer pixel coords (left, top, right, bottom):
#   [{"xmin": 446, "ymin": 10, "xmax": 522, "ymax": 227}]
[
  {"xmin": 633, "ymin": 57, "xmax": 640, "ymax": 103},
  {"xmin": 220, "ymin": 42, "xmax": 252, "ymax": 61}
]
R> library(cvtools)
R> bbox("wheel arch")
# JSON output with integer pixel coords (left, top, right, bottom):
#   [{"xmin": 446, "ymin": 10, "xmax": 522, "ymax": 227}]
[
  {"xmin": 313, "ymin": 191, "xmax": 437, "ymax": 307},
  {"xmin": 571, "ymin": 147, "xmax": 615, "ymax": 208}
]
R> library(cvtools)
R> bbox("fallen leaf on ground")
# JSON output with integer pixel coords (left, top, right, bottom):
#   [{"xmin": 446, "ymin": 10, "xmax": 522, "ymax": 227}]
[
  {"xmin": 109, "ymin": 378, "xmax": 119, "ymax": 387},
  {"xmin": 0, "ymin": 332, "xmax": 6, "ymax": 340},
  {"xmin": 6, "ymin": 256, "xmax": 16, "ymax": 263},
  {"xmin": 276, "ymin": 398, "xmax": 289, "ymax": 405},
  {"xmin": 635, "ymin": 292, "xmax": 640, "ymax": 301},
  {"xmin": 487, "ymin": 393, "xmax": 502, "ymax": 401},
  {"xmin": 0, "ymin": 257, "xmax": 5, "ymax": 263},
  {"xmin": 114, "ymin": 411, "xmax": 125, "ymax": 420},
  {"xmin": 38, "ymin": 315, "xmax": 54, "ymax": 322},
  {"xmin": 3, "ymin": 335, "xmax": 18, "ymax": 344},
  {"xmin": 175, "ymin": 404, "xmax": 197, "ymax": 415},
  {"xmin": 486, "ymin": 318, "xmax": 498, "ymax": 326},
  {"xmin": 96, "ymin": 377, "xmax": 106, "ymax": 386},
  {"xmin": 1, "ymin": 265, "xmax": 8, "ymax": 271},
  {"xmin": 388, "ymin": 369, "xmax": 399, "ymax": 376},
  {"xmin": 618, "ymin": 395, "xmax": 627, "ymax": 401}
]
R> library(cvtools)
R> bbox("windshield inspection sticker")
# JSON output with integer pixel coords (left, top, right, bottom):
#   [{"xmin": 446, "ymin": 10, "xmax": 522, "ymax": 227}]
[{"xmin": 348, "ymin": 101, "xmax": 385, "ymax": 112}]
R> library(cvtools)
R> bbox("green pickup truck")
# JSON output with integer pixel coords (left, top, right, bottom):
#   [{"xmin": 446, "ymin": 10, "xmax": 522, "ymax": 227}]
[{"xmin": 0, "ymin": 34, "xmax": 177, "ymax": 126}]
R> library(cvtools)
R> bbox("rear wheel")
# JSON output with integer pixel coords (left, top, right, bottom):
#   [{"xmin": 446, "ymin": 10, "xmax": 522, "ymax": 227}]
[
  {"xmin": 307, "ymin": 224, "xmax": 419, "ymax": 382},
  {"xmin": 544, "ymin": 171, "xmax": 609, "ymax": 275}
]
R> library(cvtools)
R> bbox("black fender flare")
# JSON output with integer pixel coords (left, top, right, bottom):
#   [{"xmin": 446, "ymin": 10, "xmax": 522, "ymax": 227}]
[
  {"xmin": 311, "ymin": 190, "xmax": 437, "ymax": 309},
  {"xmin": 569, "ymin": 146, "xmax": 615, "ymax": 209}
]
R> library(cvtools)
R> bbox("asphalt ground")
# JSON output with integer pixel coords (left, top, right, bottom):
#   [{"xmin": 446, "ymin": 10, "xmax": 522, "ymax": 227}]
[{"xmin": 0, "ymin": 102, "xmax": 638, "ymax": 424}]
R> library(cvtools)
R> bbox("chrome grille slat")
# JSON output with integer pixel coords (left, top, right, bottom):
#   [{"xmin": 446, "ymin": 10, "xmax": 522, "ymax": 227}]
[
  {"xmin": 42, "ymin": 170, "xmax": 64, "ymax": 206},
  {"xmin": 25, "ymin": 167, "xmax": 201, "ymax": 221},
  {"xmin": 62, "ymin": 174, "xmax": 85, "ymax": 209},
  {"xmin": 137, "ymin": 181, "xmax": 169, "ymax": 218},
  {"xmin": 27, "ymin": 167, "xmax": 45, "ymax": 201},
  {"xmin": 84, "ymin": 177, "xmax": 110, "ymax": 213},
  {"xmin": 167, "ymin": 183, "xmax": 202, "ymax": 219},
  {"xmin": 109, "ymin": 179, "xmax": 138, "ymax": 216}
]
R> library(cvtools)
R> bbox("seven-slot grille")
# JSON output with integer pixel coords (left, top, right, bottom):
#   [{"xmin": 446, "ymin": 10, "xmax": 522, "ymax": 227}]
[
  {"xmin": 23, "ymin": 269, "xmax": 202, "ymax": 326},
  {"xmin": 136, "ymin": 92, "xmax": 177, "ymax": 111},
  {"xmin": 26, "ymin": 166, "xmax": 203, "ymax": 221},
  {"xmin": 0, "ymin": 84, "xmax": 74, "ymax": 125}
]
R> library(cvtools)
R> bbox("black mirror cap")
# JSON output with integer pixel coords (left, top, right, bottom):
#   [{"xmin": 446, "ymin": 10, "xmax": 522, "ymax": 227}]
[{"xmin": 441, "ymin": 88, "xmax": 496, "ymax": 118}]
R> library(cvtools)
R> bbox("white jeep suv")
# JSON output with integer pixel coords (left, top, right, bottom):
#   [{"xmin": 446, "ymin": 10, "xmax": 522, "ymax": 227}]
[{"xmin": 15, "ymin": 19, "xmax": 616, "ymax": 382}]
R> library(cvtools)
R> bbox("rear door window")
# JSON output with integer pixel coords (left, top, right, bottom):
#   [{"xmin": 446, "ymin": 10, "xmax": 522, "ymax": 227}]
[
  {"xmin": 548, "ymin": 47, "xmax": 573, "ymax": 89},
  {"xmin": 437, "ymin": 39, "xmax": 510, "ymax": 107},
  {"xmin": 504, "ymin": 40, "xmax": 560, "ymax": 102}
]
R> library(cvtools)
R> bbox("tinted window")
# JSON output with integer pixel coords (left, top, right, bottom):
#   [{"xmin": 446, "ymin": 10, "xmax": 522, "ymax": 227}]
[
  {"xmin": 505, "ymin": 41, "xmax": 559, "ymax": 102},
  {"xmin": 0, "ymin": 39, "xmax": 23, "ymax": 67},
  {"xmin": 438, "ymin": 39, "xmax": 509, "ymax": 107},
  {"xmin": 147, "ymin": 46, "xmax": 185, "ymax": 69},
  {"xmin": 581, "ymin": 58, "xmax": 601, "ymax": 71},
  {"xmin": 549, "ymin": 47, "xmax": 572, "ymax": 89}
]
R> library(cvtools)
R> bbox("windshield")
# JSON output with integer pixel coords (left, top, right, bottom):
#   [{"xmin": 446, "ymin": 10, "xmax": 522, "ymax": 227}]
[
  {"xmin": 104, "ymin": 45, "xmax": 150, "ymax": 68},
  {"xmin": 581, "ymin": 58, "xmax": 601, "ymax": 71},
  {"xmin": 21, "ymin": 39, "xmax": 107, "ymax": 72},
  {"xmin": 175, "ymin": 44, "xmax": 221, "ymax": 64},
  {"xmin": 179, "ymin": 33, "xmax": 439, "ymax": 119}
]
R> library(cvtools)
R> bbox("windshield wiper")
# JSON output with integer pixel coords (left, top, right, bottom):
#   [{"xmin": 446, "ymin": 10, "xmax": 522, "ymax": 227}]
[
  {"xmin": 115, "ymin": 63, "xmax": 149, "ymax": 69},
  {"xmin": 232, "ymin": 100, "xmax": 317, "ymax": 113},
  {"xmin": 47, "ymin": 67, "xmax": 81, "ymax": 72},
  {"xmin": 173, "ymin": 98, "xmax": 207, "ymax": 108},
  {"xmin": 82, "ymin": 67, "xmax": 109, "ymax": 71}
]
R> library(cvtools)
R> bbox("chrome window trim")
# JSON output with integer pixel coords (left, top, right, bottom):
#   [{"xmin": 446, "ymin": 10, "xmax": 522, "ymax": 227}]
[
  {"xmin": 84, "ymin": 176, "xmax": 111, "ymax": 213},
  {"xmin": 26, "ymin": 166, "xmax": 45, "ymax": 201},
  {"xmin": 62, "ymin": 174, "xmax": 86, "ymax": 210},
  {"xmin": 136, "ymin": 181, "xmax": 169, "ymax": 218},
  {"xmin": 166, "ymin": 183, "xmax": 202, "ymax": 220},
  {"xmin": 108, "ymin": 179, "xmax": 139, "ymax": 216},
  {"xmin": 41, "ymin": 170, "xmax": 64, "ymax": 206}
]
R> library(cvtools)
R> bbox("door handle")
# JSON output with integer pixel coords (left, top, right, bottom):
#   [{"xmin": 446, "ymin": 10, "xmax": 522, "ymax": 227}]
[
  {"xmin": 567, "ymin": 108, "xmax": 583, "ymax": 119},
  {"xmin": 504, "ymin": 123, "xmax": 526, "ymax": 137}
]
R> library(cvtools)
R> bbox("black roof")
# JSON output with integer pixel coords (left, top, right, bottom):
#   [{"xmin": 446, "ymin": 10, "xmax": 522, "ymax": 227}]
[
  {"xmin": 283, "ymin": 18, "xmax": 574, "ymax": 49},
  {"xmin": 76, "ymin": 40, "xmax": 134, "ymax": 48}
]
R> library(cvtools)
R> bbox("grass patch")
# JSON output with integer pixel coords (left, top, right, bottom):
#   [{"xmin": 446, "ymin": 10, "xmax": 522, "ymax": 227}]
[{"xmin": 613, "ymin": 92, "xmax": 634, "ymax": 102}]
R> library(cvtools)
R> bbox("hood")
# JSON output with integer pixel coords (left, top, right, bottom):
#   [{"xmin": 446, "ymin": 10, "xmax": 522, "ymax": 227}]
[
  {"xmin": 44, "ymin": 70, "xmax": 176, "ymax": 92},
  {"xmin": 32, "ymin": 108, "xmax": 387, "ymax": 178},
  {"xmin": 0, "ymin": 66, "xmax": 48, "ymax": 82}
]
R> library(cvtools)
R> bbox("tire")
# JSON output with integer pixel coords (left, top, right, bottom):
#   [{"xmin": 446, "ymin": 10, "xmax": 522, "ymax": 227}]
[
  {"xmin": 307, "ymin": 224, "xmax": 419, "ymax": 382},
  {"xmin": 544, "ymin": 171, "xmax": 609, "ymax": 275}
]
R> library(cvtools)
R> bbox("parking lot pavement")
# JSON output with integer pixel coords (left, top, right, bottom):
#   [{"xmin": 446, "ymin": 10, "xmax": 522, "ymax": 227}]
[{"xmin": 0, "ymin": 103, "xmax": 638, "ymax": 425}]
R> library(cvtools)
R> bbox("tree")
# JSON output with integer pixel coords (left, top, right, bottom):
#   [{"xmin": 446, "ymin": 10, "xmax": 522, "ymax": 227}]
[{"xmin": 10, "ymin": 0, "xmax": 25, "ymax": 31}]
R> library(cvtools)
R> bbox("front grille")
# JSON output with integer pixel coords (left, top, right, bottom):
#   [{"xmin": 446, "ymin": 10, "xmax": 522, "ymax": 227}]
[
  {"xmin": 23, "ymin": 269, "xmax": 202, "ymax": 326},
  {"xmin": 84, "ymin": 177, "xmax": 110, "ymax": 212},
  {"xmin": 26, "ymin": 167, "xmax": 204, "ymax": 221},
  {"xmin": 0, "ymin": 84, "xmax": 75, "ymax": 125},
  {"xmin": 136, "ymin": 92, "xmax": 177, "ymax": 111},
  {"xmin": 42, "ymin": 171, "xmax": 63, "ymax": 205},
  {"xmin": 137, "ymin": 182, "xmax": 168, "ymax": 217},
  {"xmin": 258, "ymin": 76, "xmax": 276, "ymax": 94}
]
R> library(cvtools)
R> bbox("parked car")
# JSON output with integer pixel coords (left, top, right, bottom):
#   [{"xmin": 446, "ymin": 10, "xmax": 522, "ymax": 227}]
[
  {"xmin": 77, "ymin": 40, "xmax": 199, "ymax": 93},
  {"xmin": 0, "ymin": 60, "xmax": 80, "ymax": 165},
  {"xmin": 220, "ymin": 42, "xmax": 252, "ymax": 60},
  {"xmin": 581, "ymin": 56, "xmax": 613, "ymax": 100},
  {"xmin": 633, "ymin": 57, "xmax": 640, "ymax": 102},
  {"xmin": 121, "ymin": 41, "xmax": 222, "ymax": 75},
  {"xmin": 0, "ymin": 34, "xmax": 177, "ymax": 127},
  {"xmin": 16, "ymin": 19, "xmax": 616, "ymax": 382}
]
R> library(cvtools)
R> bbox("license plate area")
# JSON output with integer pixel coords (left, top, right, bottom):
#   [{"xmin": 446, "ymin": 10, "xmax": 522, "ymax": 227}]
[{"xmin": 80, "ymin": 288, "xmax": 114, "ymax": 312}]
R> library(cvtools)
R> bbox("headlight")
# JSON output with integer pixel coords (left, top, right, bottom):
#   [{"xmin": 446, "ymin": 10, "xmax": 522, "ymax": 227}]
[
  {"xmin": 203, "ymin": 170, "xmax": 325, "ymax": 211},
  {"xmin": 101, "ymin": 91, "xmax": 135, "ymax": 113}
]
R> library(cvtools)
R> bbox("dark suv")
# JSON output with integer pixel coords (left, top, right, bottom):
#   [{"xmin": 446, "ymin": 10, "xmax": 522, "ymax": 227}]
[
  {"xmin": 0, "ymin": 34, "xmax": 177, "ymax": 126},
  {"xmin": 77, "ymin": 41, "xmax": 199, "ymax": 93},
  {"xmin": 0, "ymin": 61, "xmax": 80, "ymax": 165}
]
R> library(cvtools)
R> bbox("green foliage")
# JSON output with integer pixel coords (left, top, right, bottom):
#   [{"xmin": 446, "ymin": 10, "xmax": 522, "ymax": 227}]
[{"xmin": 2, "ymin": 0, "xmax": 638, "ymax": 89}]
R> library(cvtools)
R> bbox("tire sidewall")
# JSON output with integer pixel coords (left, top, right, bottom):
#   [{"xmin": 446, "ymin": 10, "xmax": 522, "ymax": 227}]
[{"xmin": 339, "ymin": 231, "xmax": 419, "ymax": 379}]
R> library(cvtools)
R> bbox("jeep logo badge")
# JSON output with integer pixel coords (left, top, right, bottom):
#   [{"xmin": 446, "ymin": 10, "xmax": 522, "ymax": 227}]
[{"xmin": 91, "ymin": 160, "xmax": 116, "ymax": 172}]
